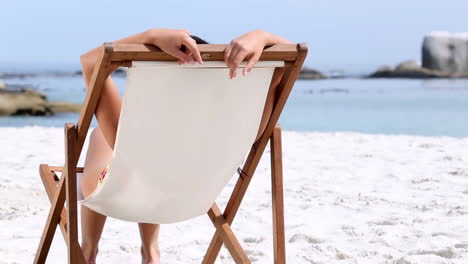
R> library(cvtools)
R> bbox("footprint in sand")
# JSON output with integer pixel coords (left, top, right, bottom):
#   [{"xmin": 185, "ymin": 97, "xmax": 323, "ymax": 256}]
[
  {"xmin": 245, "ymin": 249, "xmax": 264, "ymax": 262},
  {"xmin": 243, "ymin": 236, "xmax": 264, "ymax": 244},
  {"xmin": 454, "ymin": 243, "xmax": 468, "ymax": 249},
  {"xmin": 341, "ymin": 225, "xmax": 358, "ymax": 237},
  {"xmin": 288, "ymin": 233, "xmax": 324, "ymax": 244},
  {"xmin": 408, "ymin": 247, "xmax": 456, "ymax": 259},
  {"xmin": 119, "ymin": 245, "xmax": 131, "ymax": 253},
  {"xmin": 448, "ymin": 169, "xmax": 467, "ymax": 176},
  {"xmin": 418, "ymin": 143, "xmax": 438, "ymax": 149},
  {"xmin": 369, "ymin": 219, "xmax": 397, "ymax": 226}
]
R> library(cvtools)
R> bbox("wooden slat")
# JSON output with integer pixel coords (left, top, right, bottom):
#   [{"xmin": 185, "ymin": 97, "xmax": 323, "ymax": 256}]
[
  {"xmin": 207, "ymin": 205, "xmax": 251, "ymax": 264},
  {"xmin": 270, "ymin": 125, "xmax": 285, "ymax": 264},
  {"xmin": 40, "ymin": 165, "xmax": 84, "ymax": 241},
  {"xmin": 49, "ymin": 166, "xmax": 84, "ymax": 173},
  {"xmin": 39, "ymin": 164, "xmax": 68, "ymax": 240},
  {"xmin": 110, "ymin": 44, "xmax": 299, "ymax": 62},
  {"xmin": 34, "ymin": 170, "xmax": 67, "ymax": 264},
  {"xmin": 203, "ymin": 43, "xmax": 308, "ymax": 263},
  {"xmin": 64, "ymin": 124, "xmax": 87, "ymax": 264}
]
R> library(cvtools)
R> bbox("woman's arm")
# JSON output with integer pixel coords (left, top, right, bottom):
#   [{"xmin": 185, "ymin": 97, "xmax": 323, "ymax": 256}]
[
  {"xmin": 224, "ymin": 29, "xmax": 293, "ymax": 78},
  {"xmin": 80, "ymin": 29, "xmax": 203, "ymax": 149}
]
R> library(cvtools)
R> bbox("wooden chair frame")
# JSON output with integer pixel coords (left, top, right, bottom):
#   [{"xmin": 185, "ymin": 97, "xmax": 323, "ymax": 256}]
[{"xmin": 34, "ymin": 43, "xmax": 307, "ymax": 264}]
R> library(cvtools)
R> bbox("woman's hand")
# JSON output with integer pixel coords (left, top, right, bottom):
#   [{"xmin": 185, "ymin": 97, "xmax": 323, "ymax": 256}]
[
  {"xmin": 145, "ymin": 28, "xmax": 203, "ymax": 65},
  {"xmin": 225, "ymin": 30, "xmax": 293, "ymax": 79},
  {"xmin": 225, "ymin": 30, "xmax": 268, "ymax": 78}
]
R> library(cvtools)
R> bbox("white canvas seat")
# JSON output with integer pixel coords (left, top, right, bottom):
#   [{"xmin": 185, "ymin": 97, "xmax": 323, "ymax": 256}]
[{"xmin": 80, "ymin": 61, "xmax": 283, "ymax": 224}]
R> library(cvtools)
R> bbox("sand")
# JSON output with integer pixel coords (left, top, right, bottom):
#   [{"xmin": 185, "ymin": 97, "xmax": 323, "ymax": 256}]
[{"xmin": 1, "ymin": 127, "xmax": 468, "ymax": 263}]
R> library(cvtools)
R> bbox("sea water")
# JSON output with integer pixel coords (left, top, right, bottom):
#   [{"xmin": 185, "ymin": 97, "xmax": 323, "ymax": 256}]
[{"xmin": 1, "ymin": 74, "xmax": 468, "ymax": 137}]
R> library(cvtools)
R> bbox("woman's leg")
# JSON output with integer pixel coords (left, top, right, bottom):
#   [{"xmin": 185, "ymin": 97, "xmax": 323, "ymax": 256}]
[
  {"xmin": 81, "ymin": 126, "xmax": 112, "ymax": 263},
  {"xmin": 138, "ymin": 223, "xmax": 161, "ymax": 264},
  {"xmin": 80, "ymin": 127, "xmax": 161, "ymax": 263}
]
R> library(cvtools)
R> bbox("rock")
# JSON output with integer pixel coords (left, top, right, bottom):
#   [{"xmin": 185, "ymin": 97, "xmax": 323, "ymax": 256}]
[
  {"xmin": 369, "ymin": 61, "xmax": 453, "ymax": 78},
  {"xmin": 395, "ymin": 60, "xmax": 420, "ymax": 71},
  {"xmin": 0, "ymin": 88, "xmax": 52, "ymax": 116},
  {"xmin": 0, "ymin": 80, "xmax": 6, "ymax": 89},
  {"xmin": 0, "ymin": 73, "xmax": 37, "ymax": 79},
  {"xmin": 74, "ymin": 67, "xmax": 127, "ymax": 77},
  {"xmin": 369, "ymin": 65, "xmax": 394, "ymax": 78},
  {"xmin": 299, "ymin": 67, "xmax": 326, "ymax": 79},
  {"xmin": 376, "ymin": 65, "xmax": 393, "ymax": 72},
  {"xmin": 0, "ymin": 87, "xmax": 81, "ymax": 116},
  {"xmin": 48, "ymin": 101, "xmax": 82, "ymax": 113},
  {"xmin": 422, "ymin": 32, "xmax": 468, "ymax": 75}
]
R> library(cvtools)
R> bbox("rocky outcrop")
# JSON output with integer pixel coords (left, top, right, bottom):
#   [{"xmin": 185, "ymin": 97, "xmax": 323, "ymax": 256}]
[
  {"xmin": 368, "ymin": 60, "xmax": 456, "ymax": 78},
  {"xmin": 299, "ymin": 67, "xmax": 326, "ymax": 79},
  {"xmin": 422, "ymin": 32, "xmax": 468, "ymax": 75},
  {"xmin": 370, "ymin": 32, "xmax": 468, "ymax": 79},
  {"xmin": 0, "ymin": 88, "xmax": 52, "ymax": 116},
  {"xmin": 0, "ymin": 86, "xmax": 81, "ymax": 116},
  {"xmin": 48, "ymin": 101, "xmax": 82, "ymax": 113},
  {"xmin": 74, "ymin": 67, "xmax": 127, "ymax": 77}
]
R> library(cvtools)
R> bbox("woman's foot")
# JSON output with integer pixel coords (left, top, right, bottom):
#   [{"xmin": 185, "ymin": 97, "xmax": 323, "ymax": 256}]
[{"xmin": 141, "ymin": 246, "xmax": 161, "ymax": 264}]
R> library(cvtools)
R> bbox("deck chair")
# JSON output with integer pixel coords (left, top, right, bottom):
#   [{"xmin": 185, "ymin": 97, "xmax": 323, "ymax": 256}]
[{"xmin": 34, "ymin": 43, "xmax": 307, "ymax": 263}]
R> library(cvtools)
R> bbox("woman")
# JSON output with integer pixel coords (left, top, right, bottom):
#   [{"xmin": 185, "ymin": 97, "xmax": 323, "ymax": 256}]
[{"xmin": 80, "ymin": 28, "xmax": 292, "ymax": 263}]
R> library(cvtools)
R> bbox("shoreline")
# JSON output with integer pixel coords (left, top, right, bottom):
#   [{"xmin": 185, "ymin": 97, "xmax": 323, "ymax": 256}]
[{"xmin": 1, "ymin": 125, "xmax": 468, "ymax": 139}]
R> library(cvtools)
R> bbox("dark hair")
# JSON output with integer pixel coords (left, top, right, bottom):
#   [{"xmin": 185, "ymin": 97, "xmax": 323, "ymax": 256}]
[
  {"xmin": 190, "ymin": 35, "xmax": 209, "ymax": 44},
  {"xmin": 180, "ymin": 35, "xmax": 209, "ymax": 53}
]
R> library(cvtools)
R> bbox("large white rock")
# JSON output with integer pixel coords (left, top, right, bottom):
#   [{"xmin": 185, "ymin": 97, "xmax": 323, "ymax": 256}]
[
  {"xmin": 422, "ymin": 32, "xmax": 468, "ymax": 75},
  {"xmin": 0, "ymin": 80, "xmax": 6, "ymax": 89}
]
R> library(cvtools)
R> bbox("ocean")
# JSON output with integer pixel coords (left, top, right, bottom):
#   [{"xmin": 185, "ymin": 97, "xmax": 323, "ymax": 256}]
[{"xmin": 1, "ymin": 73, "xmax": 468, "ymax": 137}]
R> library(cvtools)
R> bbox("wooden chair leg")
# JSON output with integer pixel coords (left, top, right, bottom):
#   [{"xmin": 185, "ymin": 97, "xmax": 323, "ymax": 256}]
[
  {"xmin": 203, "ymin": 146, "xmax": 267, "ymax": 263},
  {"xmin": 34, "ymin": 175, "xmax": 67, "ymax": 264},
  {"xmin": 35, "ymin": 124, "xmax": 86, "ymax": 264},
  {"xmin": 270, "ymin": 125, "xmax": 286, "ymax": 263},
  {"xmin": 39, "ymin": 164, "xmax": 69, "ymax": 241},
  {"xmin": 203, "ymin": 232, "xmax": 225, "ymax": 264},
  {"xmin": 64, "ymin": 124, "xmax": 87, "ymax": 264},
  {"xmin": 203, "ymin": 124, "xmax": 286, "ymax": 264},
  {"xmin": 206, "ymin": 204, "xmax": 251, "ymax": 263}
]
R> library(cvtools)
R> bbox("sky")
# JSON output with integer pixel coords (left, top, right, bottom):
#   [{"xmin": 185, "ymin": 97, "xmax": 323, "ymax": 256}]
[{"xmin": 1, "ymin": 0, "xmax": 468, "ymax": 72}]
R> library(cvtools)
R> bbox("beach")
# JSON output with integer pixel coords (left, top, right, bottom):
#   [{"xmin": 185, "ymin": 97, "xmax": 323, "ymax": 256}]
[{"xmin": 1, "ymin": 127, "xmax": 467, "ymax": 263}]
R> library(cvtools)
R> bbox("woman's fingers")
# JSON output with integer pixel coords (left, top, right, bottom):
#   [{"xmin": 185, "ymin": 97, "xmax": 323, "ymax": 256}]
[
  {"xmin": 243, "ymin": 52, "xmax": 261, "ymax": 76},
  {"xmin": 229, "ymin": 49, "xmax": 249, "ymax": 79},
  {"xmin": 182, "ymin": 36, "xmax": 203, "ymax": 64},
  {"xmin": 227, "ymin": 47, "xmax": 239, "ymax": 78},
  {"xmin": 171, "ymin": 49, "xmax": 194, "ymax": 64},
  {"xmin": 224, "ymin": 44, "xmax": 233, "ymax": 66},
  {"xmin": 226, "ymin": 45, "xmax": 241, "ymax": 78}
]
